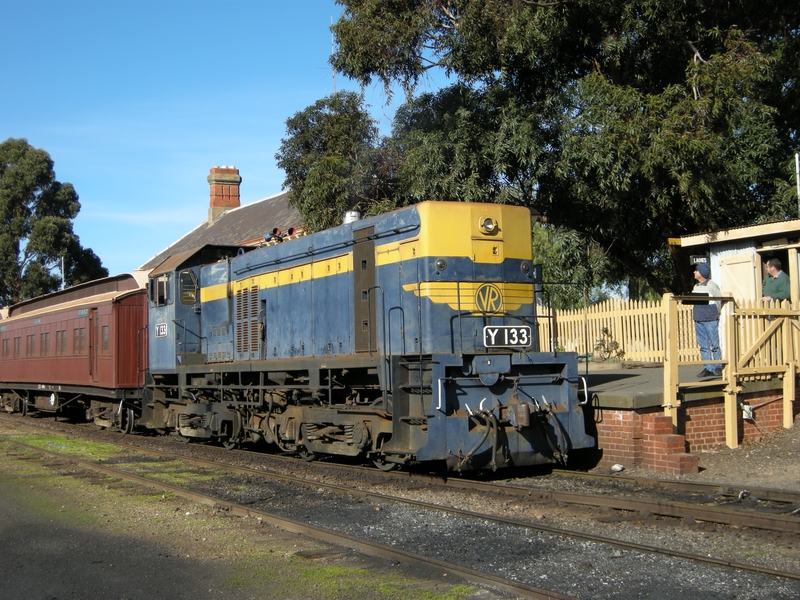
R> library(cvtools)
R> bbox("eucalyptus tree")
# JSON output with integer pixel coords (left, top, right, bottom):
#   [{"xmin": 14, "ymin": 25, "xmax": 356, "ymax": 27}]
[
  {"xmin": 332, "ymin": 0, "xmax": 800, "ymax": 292},
  {"xmin": 275, "ymin": 91, "xmax": 395, "ymax": 232},
  {"xmin": 0, "ymin": 138, "xmax": 107, "ymax": 306}
]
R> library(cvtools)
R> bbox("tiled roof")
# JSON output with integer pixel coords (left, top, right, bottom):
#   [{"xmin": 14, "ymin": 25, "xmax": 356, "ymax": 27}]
[{"xmin": 139, "ymin": 191, "xmax": 301, "ymax": 271}]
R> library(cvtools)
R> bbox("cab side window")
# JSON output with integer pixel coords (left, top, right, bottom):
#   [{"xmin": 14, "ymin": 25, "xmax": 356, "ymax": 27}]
[
  {"xmin": 179, "ymin": 270, "xmax": 198, "ymax": 305},
  {"xmin": 149, "ymin": 274, "xmax": 171, "ymax": 306}
]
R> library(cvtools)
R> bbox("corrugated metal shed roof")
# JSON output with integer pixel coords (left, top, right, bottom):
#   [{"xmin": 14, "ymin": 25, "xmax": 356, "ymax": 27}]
[
  {"xmin": 138, "ymin": 190, "xmax": 301, "ymax": 271},
  {"xmin": 680, "ymin": 218, "xmax": 800, "ymax": 248}
]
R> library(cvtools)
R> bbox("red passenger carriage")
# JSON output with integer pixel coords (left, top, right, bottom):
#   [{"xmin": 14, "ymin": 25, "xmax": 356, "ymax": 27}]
[{"xmin": 0, "ymin": 274, "xmax": 148, "ymax": 430}]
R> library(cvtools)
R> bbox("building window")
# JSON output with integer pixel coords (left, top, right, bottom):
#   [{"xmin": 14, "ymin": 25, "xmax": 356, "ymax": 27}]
[
  {"xmin": 102, "ymin": 326, "xmax": 109, "ymax": 352},
  {"xmin": 41, "ymin": 332, "xmax": 50, "ymax": 356}
]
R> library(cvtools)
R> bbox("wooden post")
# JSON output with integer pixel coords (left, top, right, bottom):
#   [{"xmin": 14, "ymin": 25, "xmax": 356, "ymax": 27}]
[
  {"xmin": 783, "ymin": 314, "xmax": 796, "ymax": 429},
  {"xmin": 783, "ymin": 363, "xmax": 796, "ymax": 429},
  {"xmin": 724, "ymin": 297, "xmax": 740, "ymax": 448},
  {"xmin": 788, "ymin": 247, "xmax": 798, "ymax": 304},
  {"xmin": 663, "ymin": 294, "xmax": 680, "ymax": 427}
]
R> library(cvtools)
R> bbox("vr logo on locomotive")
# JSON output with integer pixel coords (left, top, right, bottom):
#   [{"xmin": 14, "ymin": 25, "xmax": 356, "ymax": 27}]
[{"xmin": 475, "ymin": 283, "xmax": 504, "ymax": 314}]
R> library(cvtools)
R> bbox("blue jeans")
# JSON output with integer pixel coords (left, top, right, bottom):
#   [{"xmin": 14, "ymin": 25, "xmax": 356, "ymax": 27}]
[{"xmin": 694, "ymin": 319, "xmax": 721, "ymax": 371}]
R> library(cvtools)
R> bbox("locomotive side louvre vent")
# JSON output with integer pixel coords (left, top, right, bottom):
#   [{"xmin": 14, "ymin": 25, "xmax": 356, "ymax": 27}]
[
  {"xmin": 236, "ymin": 288, "xmax": 247, "ymax": 353},
  {"xmin": 235, "ymin": 285, "xmax": 260, "ymax": 354},
  {"xmin": 249, "ymin": 286, "xmax": 259, "ymax": 354}
]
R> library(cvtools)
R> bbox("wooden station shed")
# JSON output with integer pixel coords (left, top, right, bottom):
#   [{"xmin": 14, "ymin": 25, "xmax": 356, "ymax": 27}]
[{"xmin": 680, "ymin": 219, "xmax": 800, "ymax": 303}]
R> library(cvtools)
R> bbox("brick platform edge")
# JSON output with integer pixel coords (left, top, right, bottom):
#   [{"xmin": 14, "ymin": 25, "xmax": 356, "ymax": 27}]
[{"xmin": 591, "ymin": 390, "xmax": 800, "ymax": 475}]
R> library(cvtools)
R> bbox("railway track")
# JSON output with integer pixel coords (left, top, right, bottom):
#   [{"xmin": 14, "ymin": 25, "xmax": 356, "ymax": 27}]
[
  {"xmin": 5, "ymin": 413, "xmax": 797, "ymax": 534},
  {"xmin": 2, "ymin": 414, "xmax": 799, "ymax": 600}
]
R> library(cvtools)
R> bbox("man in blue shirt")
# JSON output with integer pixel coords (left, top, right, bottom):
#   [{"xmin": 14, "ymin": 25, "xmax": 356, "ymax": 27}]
[{"xmin": 692, "ymin": 263, "xmax": 722, "ymax": 378}]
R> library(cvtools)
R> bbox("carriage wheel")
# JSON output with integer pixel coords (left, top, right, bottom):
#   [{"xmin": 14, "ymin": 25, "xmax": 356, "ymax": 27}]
[{"xmin": 119, "ymin": 407, "xmax": 135, "ymax": 434}]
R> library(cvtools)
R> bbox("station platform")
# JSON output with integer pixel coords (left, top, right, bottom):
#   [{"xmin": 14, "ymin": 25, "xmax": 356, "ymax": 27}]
[{"xmin": 581, "ymin": 361, "xmax": 779, "ymax": 410}]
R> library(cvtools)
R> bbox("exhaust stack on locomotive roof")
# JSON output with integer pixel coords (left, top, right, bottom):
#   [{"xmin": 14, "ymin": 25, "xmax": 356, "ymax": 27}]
[{"xmin": 343, "ymin": 210, "xmax": 360, "ymax": 224}]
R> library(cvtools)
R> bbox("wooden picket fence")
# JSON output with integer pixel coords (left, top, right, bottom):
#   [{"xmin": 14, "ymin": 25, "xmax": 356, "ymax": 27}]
[
  {"xmin": 537, "ymin": 296, "xmax": 701, "ymax": 363},
  {"xmin": 537, "ymin": 296, "xmax": 799, "ymax": 373}
]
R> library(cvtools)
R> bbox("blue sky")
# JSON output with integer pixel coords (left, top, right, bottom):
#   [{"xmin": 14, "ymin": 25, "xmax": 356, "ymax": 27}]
[{"xmin": 1, "ymin": 0, "xmax": 409, "ymax": 276}]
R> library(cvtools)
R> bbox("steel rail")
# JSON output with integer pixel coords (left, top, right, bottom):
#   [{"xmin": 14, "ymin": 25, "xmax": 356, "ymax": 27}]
[
  {"xmin": 2, "ymin": 413, "xmax": 798, "ymax": 534},
  {"xmin": 2, "ymin": 423, "xmax": 799, "ymax": 584},
  {"xmin": 1, "ymin": 437, "xmax": 573, "ymax": 600},
  {"xmin": 549, "ymin": 468, "xmax": 800, "ymax": 505}
]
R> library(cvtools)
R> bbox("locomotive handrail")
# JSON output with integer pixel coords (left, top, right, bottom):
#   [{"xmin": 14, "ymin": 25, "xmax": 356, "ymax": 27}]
[
  {"xmin": 365, "ymin": 285, "xmax": 385, "ymax": 358},
  {"xmin": 171, "ymin": 319, "xmax": 205, "ymax": 354},
  {"xmin": 365, "ymin": 285, "xmax": 394, "ymax": 407}
]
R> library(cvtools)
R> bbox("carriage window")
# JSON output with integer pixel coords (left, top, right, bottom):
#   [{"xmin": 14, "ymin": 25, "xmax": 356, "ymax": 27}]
[
  {"xmin": 149, "ymin": 274, "xmax": 171, "ymax": 306},
  {"xmin": 57, "ymin": 330, "xmax": 67, "ymax": 355},
  {"xmin": 179, "ymin": 270, "xmax": 198, "ymax": 305},
  {"xmin": 41, "ymin": 332, "xmax": 50, "ymax": 356},
  {"xmin": 73, "ymin": 328, "xmax": 86, "ymax": 354},
  {"xmin": 2, "ymin": 339, "xmax": 9, "ymax": 358},
  {"xmin": 102, "ymin": 326, "xmax": 109, "ymax": 352}
]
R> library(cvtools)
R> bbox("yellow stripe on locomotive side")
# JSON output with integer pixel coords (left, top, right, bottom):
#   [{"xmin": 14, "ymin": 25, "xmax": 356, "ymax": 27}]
[
  {"xmin": 403, "ymin": 282, "xmax": 534, "ymax": 314},
  {"xmin": 200, "ymin": 254, "xmax": 353, "ymax": 302},
  {"xmin": 201, "ymin": 203, "xmax": 532, "ymax": 302}
]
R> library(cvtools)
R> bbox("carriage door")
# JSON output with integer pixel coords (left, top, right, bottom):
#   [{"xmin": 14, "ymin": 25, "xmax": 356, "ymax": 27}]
[
  {"xmin": 353, "ymin": 226, "xmax": 377, "ymax": 353},
  {"xmin": 90, "ymin": 308, "xmax": 99, "ymax": 383}
]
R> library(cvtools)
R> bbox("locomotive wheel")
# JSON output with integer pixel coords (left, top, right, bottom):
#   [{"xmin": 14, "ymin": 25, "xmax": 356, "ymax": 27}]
[
  {"xmin": 297, "ymin": 447, "xmax": 317, "ymax": 462},
  {"xmin": 372, "ymin": 456, "xmax": 398, "ymax": 471}
]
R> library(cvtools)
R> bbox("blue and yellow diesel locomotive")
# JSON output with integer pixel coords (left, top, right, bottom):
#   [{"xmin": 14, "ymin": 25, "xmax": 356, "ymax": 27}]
[{"xmin": 142, "ymin": 201, "xmax": 594, "ymax": 470}]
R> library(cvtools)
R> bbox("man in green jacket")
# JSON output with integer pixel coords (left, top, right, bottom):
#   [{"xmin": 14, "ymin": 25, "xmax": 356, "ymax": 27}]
[{"xmin": 762, "ymin": 258, "xmax": 791, "ymax": 302}]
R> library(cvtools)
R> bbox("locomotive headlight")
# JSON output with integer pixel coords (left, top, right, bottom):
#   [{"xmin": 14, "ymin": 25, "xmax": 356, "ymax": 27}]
[
  {"xmin": 435, "ymin": 258, "xmax": 447, "ymax": 271},
  {"xmin": 479, "ymin": 217, "xmax": 498, "ymax": 234}
]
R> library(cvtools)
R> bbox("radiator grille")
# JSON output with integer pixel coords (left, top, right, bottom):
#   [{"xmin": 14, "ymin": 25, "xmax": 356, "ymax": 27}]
[{"xmin": 235, "ymin": 285, "xmax": 259, "ymax": 354}]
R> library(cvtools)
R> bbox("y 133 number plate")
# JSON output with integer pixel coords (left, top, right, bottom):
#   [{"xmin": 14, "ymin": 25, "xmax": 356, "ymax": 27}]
[{"xmin": 483, "ymin": 326, "xmax": 531, "ymax": 348}]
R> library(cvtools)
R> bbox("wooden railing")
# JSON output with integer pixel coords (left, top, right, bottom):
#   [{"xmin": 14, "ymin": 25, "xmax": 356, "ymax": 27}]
[{"xmin": 535, "ymin": 296, "xmax": 799, "ymax": 447}]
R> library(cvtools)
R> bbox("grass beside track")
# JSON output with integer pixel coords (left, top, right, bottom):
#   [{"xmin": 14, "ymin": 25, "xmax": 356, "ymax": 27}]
[{"xmin": 0, "ymin": 435, "xmax": 478, "ymax": 600}]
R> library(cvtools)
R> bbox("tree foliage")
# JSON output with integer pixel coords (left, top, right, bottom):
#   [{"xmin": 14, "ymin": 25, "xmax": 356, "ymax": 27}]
[
  {"xmin": 531, "ymin": 223, "xmax": 615, "ymax": 310},
  {"xmin": 275, "ymin": 91, "xmax": 395, "ymax": 231},
  {"xmin": 0, "ymin": 138, "xmax": 107, "ymax": 306},
  {"xmin": 330, "ymin": 1, "xmax": 800, "ymax": 293}
]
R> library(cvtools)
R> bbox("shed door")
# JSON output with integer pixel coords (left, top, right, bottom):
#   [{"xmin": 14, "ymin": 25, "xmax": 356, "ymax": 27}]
[
  {"xmin": 353, "ymin": 226, "xmax": 377, "ymax": 353},
  {"xmin": 719, "ymin": 254, "xmax": 759, "ymax": 303}
]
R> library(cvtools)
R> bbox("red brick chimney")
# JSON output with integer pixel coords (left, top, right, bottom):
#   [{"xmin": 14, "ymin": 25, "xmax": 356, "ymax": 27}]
[{"xmin": 207, "ymin": 166, "xmax": 241, "ymax": 223}]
